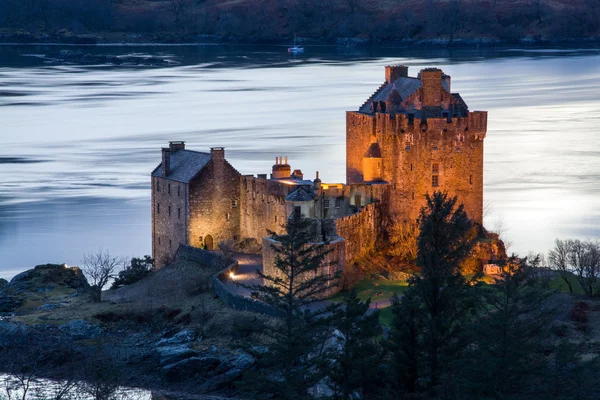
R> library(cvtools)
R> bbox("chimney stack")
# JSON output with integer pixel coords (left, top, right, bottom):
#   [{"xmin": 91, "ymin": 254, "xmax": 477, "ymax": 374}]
[
  {"xmin": 211, "ymin": 147, "xmax": 225, "ymax": 162},
  {"xmin": 420, "ymin": 68, "xmax": 443, "ymax": 107},
  {"xmin": 161, "ymin": 148, "xmax": 171, "ymax": 177},
  {"xmin": 385, "ymin": 65, "xmax": 409, "ymax": 83},
  {"xmin": 284, "ymin": 156, "xmax": 288, "ymax": 165},
  {"xmin": 169, "ymin": 141, "xmax": 185, "ymax": 152}
]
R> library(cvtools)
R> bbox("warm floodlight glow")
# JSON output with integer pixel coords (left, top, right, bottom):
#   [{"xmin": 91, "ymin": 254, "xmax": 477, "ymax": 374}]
[{"xmin": 229, "ymin": 271, "xmax": 236, "ymax": 279}]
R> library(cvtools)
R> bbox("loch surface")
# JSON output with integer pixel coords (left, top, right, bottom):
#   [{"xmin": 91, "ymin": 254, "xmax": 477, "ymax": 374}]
[{"xmin": 1, "ymin": 44, "xmax": 599, "ymax": 279}]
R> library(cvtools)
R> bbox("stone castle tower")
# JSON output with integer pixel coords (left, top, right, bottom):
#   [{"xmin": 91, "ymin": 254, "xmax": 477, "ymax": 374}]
[{"xmin": 346, "ymin": 65, "xmax": 487, "ymax": 224}]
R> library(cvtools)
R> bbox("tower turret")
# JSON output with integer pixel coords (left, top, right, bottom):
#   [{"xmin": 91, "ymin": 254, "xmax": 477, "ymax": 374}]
[{"xmin": 362, "ymin": 138, "xmax": 383, "ymax": 182}]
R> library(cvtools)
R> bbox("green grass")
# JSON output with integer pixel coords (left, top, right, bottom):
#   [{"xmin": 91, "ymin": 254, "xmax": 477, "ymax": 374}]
[{"xmin": 332, "ymin": 279, "xmax": 409, "ymax": 303}]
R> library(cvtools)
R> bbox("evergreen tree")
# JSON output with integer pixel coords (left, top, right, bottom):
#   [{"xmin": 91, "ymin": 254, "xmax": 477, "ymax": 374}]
[
  {"xmin": 242, "ymin": 213, "xmax": 340, "ymax": 400},
  {"xmin": 323, "ymin": 289, "xmax": 383, "ymax": 400},
  {"xmin": 110, "ymin": 255, "xmax": 153, "ymax": 289},
  {"xmin": 388, "ymin": 191, "xmax": 477, "ymax": 395},
  {"xmin": 455, "ymin": 256, "xmax": 556, "ymax": 399}
]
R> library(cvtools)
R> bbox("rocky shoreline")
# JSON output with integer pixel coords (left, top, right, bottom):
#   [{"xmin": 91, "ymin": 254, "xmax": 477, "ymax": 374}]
[
  {"xmin": 2, "ymin": 31, "xmax": 600, "ymax": 48},
  {"xmin": 0, "ymin": 261, "xmax": 261, "ymax": 399}
]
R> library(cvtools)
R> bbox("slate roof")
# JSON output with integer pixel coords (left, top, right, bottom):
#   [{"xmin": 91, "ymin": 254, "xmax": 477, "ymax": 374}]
[
  {"xmin": 364, "ymin": 142, "xmax": 382, "ymax": 158},
  {"xmin": 151, "ymin": 150, "xmax": 212, "ymax": 183},
  {"xmin": 360, "ymin": 77, "xmax": 422, "ymax": 113},
  {"xmin": 285, "ymin": 186, "xmax": 315, "ymax": 202},
  {"xmin": 358, "ymin": 75, "xmax": 456, "ymax": 114}
]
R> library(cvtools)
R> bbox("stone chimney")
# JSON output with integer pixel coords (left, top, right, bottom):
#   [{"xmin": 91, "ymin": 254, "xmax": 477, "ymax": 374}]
[
  {"xmin": 161, "ymin": 147, "xmax": 171, "ymax": 177},
  {"xmin": 420, "ymin": 68, "xmax": 443, "ymax": 107},
  {"xmin": 385, "ymin": 65, "xmax": 408, "ymax": 83},
  {"xmin": 211, "ymin": 147, "xmax": 225, "ymax": 162},
  {"xmin": 169, "ymin": 141, "xmax": 185, "ymax": 152}
]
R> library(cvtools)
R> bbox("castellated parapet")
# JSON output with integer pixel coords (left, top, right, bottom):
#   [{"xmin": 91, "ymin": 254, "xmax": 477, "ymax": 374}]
[
  {"xmin": 151, "ymin": 65, "xmax": 488, "ymax": 294},
  {"xmin": 347, "ymin": 65, "xmax": 486, "ymax": 224}
]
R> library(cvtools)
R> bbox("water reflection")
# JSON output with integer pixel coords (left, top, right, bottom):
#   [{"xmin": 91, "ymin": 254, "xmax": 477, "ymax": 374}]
[
  {"xmin": 0, "ymin": 373, "xmax": 151, "ymax": 400},
  {"xmin": 0, "ymin": 44, "xmax": 599, "ymax": 278}
]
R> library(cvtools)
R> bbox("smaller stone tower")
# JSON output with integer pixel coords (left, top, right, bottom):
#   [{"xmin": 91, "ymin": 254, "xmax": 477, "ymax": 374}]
[{"xmin": 362, "ymin": 138, "xmax": 383, "ymax": 182}]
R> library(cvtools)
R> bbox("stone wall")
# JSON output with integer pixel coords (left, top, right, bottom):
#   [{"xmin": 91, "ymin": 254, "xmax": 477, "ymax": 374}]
[
  {"xmin": 152, "ymin": 177, "xmax": 189, "ymax": 268},
  {"xmin": 262, "ymin": 236, "xmax": 345, "ymax": 298},
  {"xmin": 188, "ymin": 159, "xmax": 242, "ymax": 251},
  {"xmin": 346, "ymin": 110, "xmax": 485, "ymax": 225},
  {"xmin": 211, "ymin": 262, "xmax": 281, "ymax": 317},
  {"xmin": 334, "ymin": 202, "xmax": 383, "ymax": 266},
  {"xmin": 346, "ymin": 112, "xmax": 376, "ymax": 184},
  {"xmin": 239, "ymin": 176, "xmax": 289, "ymax": 246}
]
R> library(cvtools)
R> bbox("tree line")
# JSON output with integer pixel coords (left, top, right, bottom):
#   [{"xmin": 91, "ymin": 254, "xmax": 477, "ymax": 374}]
[
  {"xmin": 242, "ymin": 192, "xmax": 600, "ymax": 400},
  {"xmin": 1, "ymin": 0, "xmax": 598, "ymax": 42}
]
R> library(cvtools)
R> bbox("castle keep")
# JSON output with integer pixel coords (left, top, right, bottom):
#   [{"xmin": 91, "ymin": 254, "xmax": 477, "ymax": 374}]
[{"xmin": 152, "ymin": 66, "xmax": 487, "ymax": 293}]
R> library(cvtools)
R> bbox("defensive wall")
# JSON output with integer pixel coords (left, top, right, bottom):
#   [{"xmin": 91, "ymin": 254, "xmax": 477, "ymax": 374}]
[
  {"xmin": 262, "ymin": 236, "xmax": 345, "ymax": 298},
  {"xmin": 334, "ymin": 202, "xmax": 383, "ymax": 267},
  {"xmin": 239, "ymin": 175, "xmax": 289, "ymax": 245}
]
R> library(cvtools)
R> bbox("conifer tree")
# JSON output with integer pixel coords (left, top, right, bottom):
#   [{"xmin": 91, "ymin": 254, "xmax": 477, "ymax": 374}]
[
  {"xmin": 242, "ymin": 213, "xmax": 340, "ymax": 400},
  {"xmin": 455, "ymin": 256, "xmax": 556, "ymax": 398},
  {"xmin": 323, "ymin": 289, "xmax": 383, "ymax": 400},
  {"xmin": 388, "ymin": 191, "xmax": 477, "ymax": 395}
]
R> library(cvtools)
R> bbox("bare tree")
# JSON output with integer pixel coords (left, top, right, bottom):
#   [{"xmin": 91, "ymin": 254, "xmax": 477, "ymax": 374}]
[
  {"xmin": 82, "ymin": 250, "xmax": 124, "ymax": 302},
  {"xmin": 548, "ymin": 238, "xmax": 573, "ymax": 292}
]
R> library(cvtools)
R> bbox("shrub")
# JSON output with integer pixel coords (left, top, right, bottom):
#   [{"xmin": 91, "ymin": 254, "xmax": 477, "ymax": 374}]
[{"xmin": 111, "ymin": 256, "xmax": 153, "ymax": 290}]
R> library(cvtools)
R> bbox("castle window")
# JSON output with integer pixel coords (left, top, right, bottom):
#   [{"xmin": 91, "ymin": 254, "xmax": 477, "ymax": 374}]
[
  {"xmin": 169, "ymin": 239, "xmax": 172, "ymax": 249},
  {"xmin": 233, "ymin": 235, "xmax": 238, "ymax": 241},
  {"xmin": 432, "ymin": 175, "xmax": 439, "ymax": 187},
  {"xmin": 294, "ymin": 206, "xmax": 301, "ymax": 217},
  {"xmin": 157, "ymin": 203, "xmax": 160, "ymax": 214},
  {"xmin": 168, "ymin": 206, "xmax": 171, "ymax": 216},
  {"xmin": 156, "ymin": 181, "xmax": 160, "ymax": 192},
  {"xmin": 225, "ymin": 212, "xmax": 230, "ymax": 221},
  {"xmin": 412, "ymin": 192, "xmax": 415, "ymax": 200},
  {"xmin": 470, "ymin": 175, "xmax": 473, "ymax": 185},
  {"xmin": 158, "ymin": 237, "xmax": 161, "ymax": 245},
  {"xmin": 275, "ymin": 215, "xmax": 278, "ymax": 223},
  {"xmin": 408, "ymin": 113, "xmax": 415, "ymax": 125},
  {"xmin": 177, "ymin": 186, "xmax": 181, "ymax": 196},
  {"xmin": 324, "ymin": 199, "xmax": 330, "ymax": 209},
  {"xmin": 168, "ymin": 184, "xmax": 171, "ymax": 194},
  {"xmin": 232, "ymin": 199, "xmax": 238, "ymax": 208},
  {"xmin": 405, "ymin": 142, "xmax": 411, "ymax": 151},
  {"xmin": 432, "ymin": 163, "xmax": 439, "ymax": 174},
  {"xmin": 335, "ymin": 198, "xmax": 342, "ymax": 208},
  {"xmin": 177, "ymin": 208, "xmax": 181, "ymax": 219},
  {"xmin": 456, "ymin": 147, "xmax": 461, "ymax": 152},
  {"xmin": 410, "ymin": 164, "xmax": 413, "ymax": 171},
  {"xmin": 199, "ymin": 236, "xmax": 203, "ymax": 243}
]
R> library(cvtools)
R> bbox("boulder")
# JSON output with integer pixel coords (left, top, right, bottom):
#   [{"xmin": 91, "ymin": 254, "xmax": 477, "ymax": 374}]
[
  {"xmin": 59, "ymin": 320, "xmax": 101, "ymax": 340},
  {"xmin": 156, "ymin": 344, "xmax": 199, "ymax": 366},
  {"xmin": 156, "ymin": 329, "xmax": 197, "ymax": 346},
  {"xmin": 162, "ymin": 356, "xmax": 221, "ymax": 381}
]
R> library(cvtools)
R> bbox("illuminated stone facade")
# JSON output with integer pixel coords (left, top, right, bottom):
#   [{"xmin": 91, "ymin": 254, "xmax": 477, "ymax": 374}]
[
  {"xmin": 152, "ymin": 66, "xmax": 487, "ymax": 292},
  {"xmin": 347, "ymin": 66, "xmax": 487, "ymax": 225}
]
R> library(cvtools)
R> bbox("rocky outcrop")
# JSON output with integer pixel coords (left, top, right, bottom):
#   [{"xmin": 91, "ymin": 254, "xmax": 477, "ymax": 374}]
[
  {"xmin": 59, "ymin": 320, "xmax": 102, "ymax": 340},
  {"xmin": 0, "ymin": 264, "xmax": 89, "ymax": 313}
]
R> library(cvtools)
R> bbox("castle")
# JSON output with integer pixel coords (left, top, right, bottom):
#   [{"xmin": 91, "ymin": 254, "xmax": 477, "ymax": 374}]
[{"xmin": 151, "ymin": 66, "xmax": 487, "ymax": 292}]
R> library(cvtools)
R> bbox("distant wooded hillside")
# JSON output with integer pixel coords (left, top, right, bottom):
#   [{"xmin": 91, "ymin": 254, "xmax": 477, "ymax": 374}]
[{"xmin": 1, "ymin": 0, "xmax": 599, "ymax": 43}]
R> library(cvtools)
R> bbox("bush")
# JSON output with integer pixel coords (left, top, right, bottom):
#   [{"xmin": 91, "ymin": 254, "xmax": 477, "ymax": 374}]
[{"xmin": 111, "ymin": 256, "xmax": 153, "ymax": 290}]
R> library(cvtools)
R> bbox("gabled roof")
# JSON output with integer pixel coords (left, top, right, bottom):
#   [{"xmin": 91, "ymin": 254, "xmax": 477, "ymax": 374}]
[
  {"xmin": 364, "ymin": 142, "xmax": 382, "ymax": 158},
  {"xmin": 151, "ymin": 150, "xmax": 212, "ymax": 183},
  {"xmin": 285, "ymin": 186, "xmax": 315, "ymax": 202},
  {"xmin": 360, "ymin": 77, "xmax": 422, "ymax": 113}
]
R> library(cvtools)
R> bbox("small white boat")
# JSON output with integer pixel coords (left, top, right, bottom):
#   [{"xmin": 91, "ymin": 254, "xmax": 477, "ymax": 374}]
[{"xmin": 287, "ymin": 34, "xmax": 304, "ymax": 53}]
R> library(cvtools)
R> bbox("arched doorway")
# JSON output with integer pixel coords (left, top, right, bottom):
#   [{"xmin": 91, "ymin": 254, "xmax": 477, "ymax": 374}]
[{"xmin": 204, "ymin": 235, "xmax": 214, "ymax": 251}]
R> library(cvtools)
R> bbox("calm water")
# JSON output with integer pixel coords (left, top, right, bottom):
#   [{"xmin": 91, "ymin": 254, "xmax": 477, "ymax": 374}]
[{"xmin": 1, "ymin": 44, "xmax": 599, "ymax": 279}]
